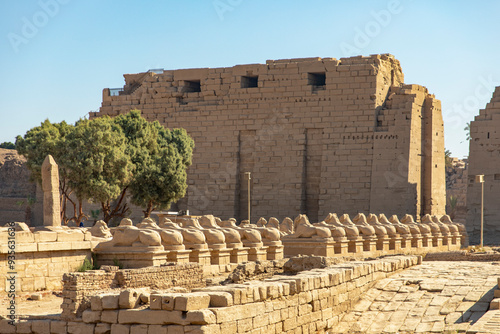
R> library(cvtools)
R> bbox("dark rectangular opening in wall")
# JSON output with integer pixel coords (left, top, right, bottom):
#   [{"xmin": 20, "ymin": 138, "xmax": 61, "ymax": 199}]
[
  {"xmin": 308, "ymin": 72, "xmax": 326, "ymax": 91},
  {"xmin": 241, "ymin": 76, "xmax": 258, "ymax": 88},
  {"xmin": 495, "ymin": 174, "xmax": 500, "ymax": 180},
  {"xmin": 183, "ymin": 80, "xmax": 201, "ymax": 93}
]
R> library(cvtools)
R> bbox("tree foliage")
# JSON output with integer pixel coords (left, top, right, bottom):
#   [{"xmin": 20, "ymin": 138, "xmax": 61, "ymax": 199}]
[
  {"xmin": 16, "ymin": 111, "xmax": 194, "ymax": 223},
  {"xmin": 0, "ymin": 142, "xmax": 16, "ymax": 149}
]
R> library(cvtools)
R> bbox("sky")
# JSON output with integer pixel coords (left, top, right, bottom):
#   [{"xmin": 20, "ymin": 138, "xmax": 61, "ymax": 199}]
[{"xmin": 1, "ymin": 0, "xmax": 500, "ymax": 159}]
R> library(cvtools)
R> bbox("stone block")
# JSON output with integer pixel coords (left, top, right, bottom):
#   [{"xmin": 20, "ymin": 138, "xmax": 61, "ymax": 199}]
[
  {"xmin": 95, "ymin": 323, "xmax": 112, "ymax": 334},
  {"xmin": 0, "ymin": 320, "xmax": 15, "ymax": 334},
  {"xmin": 119, "ymin": 289, "xmax": 142, "ymax": 309},
  {"xmin": 91, "ymin": 295, "xmax": 103, "ymax": 311},
  {"xmin": 111, "ymin": 323, "xmax": 130, "ymax": 334},
  {"xmin": 185, "ymin": 310, "xmax": 217, "ymax": 325},
  {"xmin": 31, "ymin": 320, "xmax": 50, "ymax": 334},
  {"xmin": 130, "ymin": 324, "xmax": 148, "ymax": 334},
  {"xmin": 67, "ymin": 322, "xmax": 95, "ymax": 334},
  {"xmin": 50, "ymin": 321, "xmax": 67, "ymax": 334},
  {"xmin": 15, "ymin": 320, "xmax": 31, "ymax": 333},
  {"xmin": 207, "ymin": 292, "xmax": 233, "ymax": 307},
  {"xmin": 147, "ymin": 325, "xmax": 167, "ymax": 334},
  {"xmin": 83, "ymin": 310, "xmax": 102, "ymax": 323},
  {"xmin": 161, "ymin": 295, "xmax": 177, "ymax": 311},
  {"xmin": 101, "ymin": 310, "xmax": 119, "ymax": 324},
  {"xmin": 174, "ymin": 293, "xmax": 210, "ymax": 311},
  {"xmin": 102, "ymin": 294, "xmax": 120, "ymax": 309}
]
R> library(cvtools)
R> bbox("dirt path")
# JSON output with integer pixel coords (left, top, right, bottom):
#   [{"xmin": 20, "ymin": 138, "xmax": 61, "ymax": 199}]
[{"xmin": 0, "ymin": 292, "xmax": 62, "ymax": 318}]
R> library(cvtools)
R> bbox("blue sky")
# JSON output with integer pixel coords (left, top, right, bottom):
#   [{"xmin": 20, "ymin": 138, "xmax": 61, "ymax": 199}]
[{"xmin": 1, "ymin": 0, "xmax": 500, "ymax": 158}]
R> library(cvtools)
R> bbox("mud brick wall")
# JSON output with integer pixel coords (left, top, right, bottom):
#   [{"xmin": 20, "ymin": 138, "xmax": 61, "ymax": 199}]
[
  {"xmin": 61, "ymin": 263, "xmax": 204, "ymax": 319},
  {"xmin": 467, "ymin": 86, "xmax": 500, "ymax": 244},
  {"xmin": 91, "ymin": 54, "xmax": 446, "ymax": 223}
]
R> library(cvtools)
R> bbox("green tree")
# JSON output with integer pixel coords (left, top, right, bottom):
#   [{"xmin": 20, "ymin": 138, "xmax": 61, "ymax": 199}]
[
  {"xmin": 114, "ymin": 110, "xmax": 194, "ymax": 218},
  {"xmin": 16, "ymin": 120, "xmax": 78, "ymax": 223},
  {"xmin": 0, "ymin": 142, "xmax": 16, "ymax": 149},
  {"xmin": 63, "ymin": 116, "xmax": 133, "ymax": 222}
]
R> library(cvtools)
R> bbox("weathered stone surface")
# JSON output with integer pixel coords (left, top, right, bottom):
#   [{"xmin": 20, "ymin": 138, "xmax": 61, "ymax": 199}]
[
  {"xmin": 41, "ymin": 155, "xmax": 61, "ymax": 227},
  {"xmin": 92, "ymin": 55, "xmax": 446, "ymax": 221}
]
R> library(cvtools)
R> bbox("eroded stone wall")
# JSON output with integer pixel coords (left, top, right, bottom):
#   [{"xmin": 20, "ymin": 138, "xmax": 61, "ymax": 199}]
[
  {"xmin": 91, "ymin": 54, "xmax": 446, "ymax": 222},
  {"xmin": 467, "ymin": 86, "xmax": 500, "ymax": 244}
]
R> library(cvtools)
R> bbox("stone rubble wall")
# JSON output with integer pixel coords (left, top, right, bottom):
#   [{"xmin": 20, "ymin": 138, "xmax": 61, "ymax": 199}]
[
  {"xmin": 61, "ymin": 263, "xmax": 205, "ymax": 320},
  {"xmin": 0, "ymin": 255, "xmax": 421, "ymax": 334}
]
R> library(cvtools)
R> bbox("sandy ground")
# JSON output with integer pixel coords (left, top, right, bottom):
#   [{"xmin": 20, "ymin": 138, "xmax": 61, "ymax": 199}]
[{"xmin": 0, "ymin": 291, "xmax": 63, "ymax": 319}]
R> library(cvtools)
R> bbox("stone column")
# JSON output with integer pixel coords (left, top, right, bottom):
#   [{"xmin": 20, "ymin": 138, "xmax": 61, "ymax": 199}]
[{"xmin": 41, "ymin": 155, "xmax": 61, "ymax": 228}]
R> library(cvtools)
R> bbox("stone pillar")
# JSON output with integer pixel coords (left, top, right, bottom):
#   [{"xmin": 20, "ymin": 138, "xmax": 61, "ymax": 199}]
[{"xmin": 42, "ymin": 155, "xmax": 61, "ymax": 228}]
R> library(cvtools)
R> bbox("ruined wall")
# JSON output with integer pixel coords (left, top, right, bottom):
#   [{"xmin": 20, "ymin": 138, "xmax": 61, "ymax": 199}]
[
  {"xmin": 0, "ymin": 255, "xmax": 420, "ymax": 334},
  {"xmin": 467, "ymin": 86, "xmax": 500, "ymax": 244},
  {"xmin": 446, "ymin": 158, "xmax": 467, "ymax": 223},
  {"xmin": 92, "ymin": 54, "xmax": 446, "ymax": 222},
  {"xmin": 0, "ymin": 149, "xmax": 42, "ymax": 226}
]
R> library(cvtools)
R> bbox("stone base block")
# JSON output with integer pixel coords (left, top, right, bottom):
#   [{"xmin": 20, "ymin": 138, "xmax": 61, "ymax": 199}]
[
  {"xmin": 376, "ymin": 238, "xmax": 390, "ymax": 252},
  {"xmin": 210, "ymin": 248, "xmax": 231, "ymax": 265},
  {"xmin": 229, "ymin": 247, "xmax": 249, "ymax": 264},
  {"xmin": 248, "ymin": 246, "xmax": 268, "ymax": 261},
  {"xmin": 411, "ymin": 236, "xmax": 423, "ymax": 249},
  {"xmin": 266, "ymin": 245, "xmax": 284, "ymax": 260},
  {"xmin": 333, "ymin": 238, "xmax": 349, "ymax": 255},
  {"xmin": 167, "ymin": 250, "xmax": 190, "ymax": 263},
  {"xmin": 189, "ymin": 249, "xmax": 211, "ymax": 266},
  {"xmin": 282, "ymin": 238, "xmax": 335, "ymax": 257},
  {"xmin": 363, "ymin": 239, "xmax": 377, "ymax": 253},
  {"xmin": 95, "ymin": 250, "xmax": 168, "ymax": 269},
  {"xmin": 347, "ymin": 238, "xmax": 364, "ymax": 254},
  {"xmin": 389, "ymin": 238, "xmax": 401, "ymax": 252}
]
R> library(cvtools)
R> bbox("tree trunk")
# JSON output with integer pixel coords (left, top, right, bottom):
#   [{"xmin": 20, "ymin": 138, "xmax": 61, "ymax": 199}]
[{"xmin": 144, "ymin": 200, "xmax": 154, "ymax": 218}]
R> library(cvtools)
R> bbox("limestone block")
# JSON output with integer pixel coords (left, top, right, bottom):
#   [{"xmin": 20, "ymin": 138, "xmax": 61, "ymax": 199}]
[
  {"xmin": 102, "ymin": 294, "xmax": 120, "ymax": 309},
  {"xmin": 31, "ymin": 320, "xmax": 50, "ymax": 334},
  {"xmin": 15, "ymin": 320, "xmax": 31, "ymax": 333},
  {"xmin": 161, "ymin": 295, "xmax": 177, "ymax": 311},
  {"xmin": 67, "ymin": 322, "xmax": 95, "ymax": 334},
  {"xmin": 50, "ymin": 321, "xmax": 67, "ymax": 334},
  {"xmin": 119, "ymin": 289, "xmax": 142, "ymax": 309},
  {"xmin": 147, "ymin": 325, "xmax": 167, "ymax": 334},
  {"xmin": 110, "ymin": 324, "xmax": 130, "ymax": 334},
  {"xmin": 101, "ymin": 310, "xmax": 119, "ymax": 323},
  {"xmin": 207, "ymin": 292, "xmax": 233, "ymax": 307},
  {"xmin": 91, "ymin": 295, "xmax": 103, "ymax": 311},
  {"xmin": 150, "ymin": 294, "xmax": 162, "ymax": 310},
  {"xmin": 34, "ymin": 231, "xmax": 58, "ymax": 242},
  {"xmin": 94, "ymin": 323, "xmax": 111, "ymax": 334},
  {"xmin": 0, "ymin": 320, "xmax": 15, "ymax": 334},
  {"xmin": 185, "ymin": 310, "xmax": 217, "ymax": 325},
  {"xmin": 82, "ymin": 310, "xmax": 102, "ymax": 323},
  {"xmin": 175, "ymin": 293, "xmax": 210, "ymax": 311},
  {"xmin": 130, "ymin": 324, "xmax": 148, "ymax": 334}
]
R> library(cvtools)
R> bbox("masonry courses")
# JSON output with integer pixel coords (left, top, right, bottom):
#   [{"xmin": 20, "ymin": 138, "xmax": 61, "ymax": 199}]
[{"xmin": 91, "ymin": 54, "xmax": 446, "ymax": 223}]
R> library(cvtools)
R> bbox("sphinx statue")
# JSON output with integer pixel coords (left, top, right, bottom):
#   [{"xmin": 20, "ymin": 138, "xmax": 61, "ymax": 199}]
[
  {"xmin": 198, "ymin": 215, "xmax": 243, "ymax": 248},
  {"xmin": 291, "ymin": 214, "xmax": 331, "ymax": 238}
]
